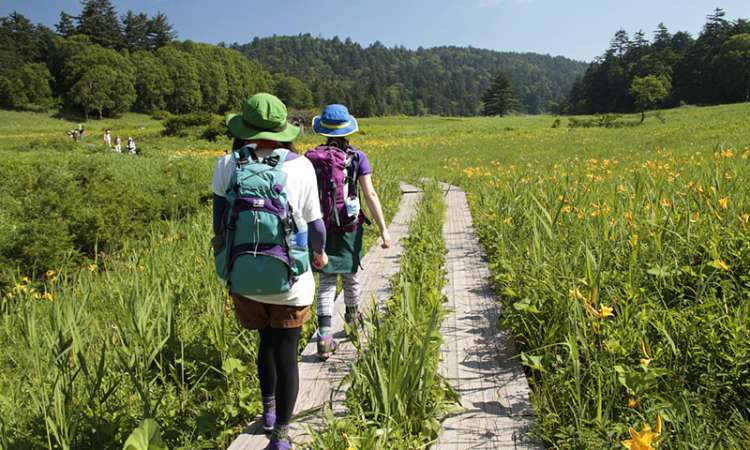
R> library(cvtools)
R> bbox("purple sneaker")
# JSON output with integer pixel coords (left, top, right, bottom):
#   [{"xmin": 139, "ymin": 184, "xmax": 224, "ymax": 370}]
[
  {"xmin": 265, "ymin": 437, "xmax": 292, "ymax": 450},
  {"xmin": 262, "ymin": 410, "xmax": 276, "ymax": 434},
  {"xmin": 316, "ymin": 333, "xmax": 338, "ymax": 361}
]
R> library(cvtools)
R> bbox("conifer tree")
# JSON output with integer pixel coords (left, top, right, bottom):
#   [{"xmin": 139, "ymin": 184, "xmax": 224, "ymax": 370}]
[
  {"xmin": 122, "ymin": 11, "xmax": 150, "ymax": 52},
  {"xmin": 77, "ymin": 0, "xmax": 122, "ymax": 49},
  {"xmin": 482, "ymin": 72, "xmax": 519, "ymax": 116},
  {"xmin": 56, "ymin": 12, "xmax": 77, "ymax": 37}
]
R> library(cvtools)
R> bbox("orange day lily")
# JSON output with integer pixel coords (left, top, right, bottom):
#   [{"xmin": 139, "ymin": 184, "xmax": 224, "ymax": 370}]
[{"xmin": 622, "ymin": 415, "xmax": 662, "ymax": 450}]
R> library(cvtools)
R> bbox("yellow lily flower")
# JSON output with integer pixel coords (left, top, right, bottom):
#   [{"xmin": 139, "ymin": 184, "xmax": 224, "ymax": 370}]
[
  {"xmin": 599, "ymin": 305, "xmax": 615, "ymax": 319},
  {"xmin": 622, "ymin": 416, "xmax": 662, "ymax": 450}
]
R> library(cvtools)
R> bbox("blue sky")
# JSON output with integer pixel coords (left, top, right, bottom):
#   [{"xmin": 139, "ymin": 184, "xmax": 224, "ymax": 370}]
[{"xmin": 2, "ymin": 1, "xmax": 749, "ymax": 61}]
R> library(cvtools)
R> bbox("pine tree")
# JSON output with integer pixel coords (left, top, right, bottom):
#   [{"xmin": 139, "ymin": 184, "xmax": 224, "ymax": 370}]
[
  {"xmin": 122, "ymin": 11, "xmax": 150, "ymax": 52},
  {"xmin": 482, "ymin": 72, "xmax": 519, "ymax": 116},
  {"xmin": 147, "ymin": 12, "xmax": 176, "ymax": 49},
  {"xmin": 56, "ymin": 12, "xmax": 77, "ymax": 37},
  {"xmin": 77, "ymin": 0, "xmax": 122, "ymax": 49}
]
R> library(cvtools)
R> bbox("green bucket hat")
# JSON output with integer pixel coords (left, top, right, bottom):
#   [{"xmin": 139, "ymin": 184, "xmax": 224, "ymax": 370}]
[{"xmin": 226, "ymin": 93, "xmax": 300, "ymax": 142}]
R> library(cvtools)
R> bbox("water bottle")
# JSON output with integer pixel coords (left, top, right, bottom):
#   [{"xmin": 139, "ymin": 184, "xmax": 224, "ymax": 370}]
[
  {"xmin": 345, "ymin": 196, "xmax": 360, "ymax": 219},
  {"xmin": 291, "ymin": 212, "xmax": 308, "ymax": 248}
]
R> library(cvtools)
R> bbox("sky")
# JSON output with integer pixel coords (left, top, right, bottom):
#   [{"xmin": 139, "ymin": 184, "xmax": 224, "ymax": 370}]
[{"xmin": 2, "ymin": 1, "xmax": 749, "ymax": 61}]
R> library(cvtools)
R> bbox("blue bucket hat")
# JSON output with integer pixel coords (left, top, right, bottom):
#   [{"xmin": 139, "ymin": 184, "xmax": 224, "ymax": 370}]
[{"xmin": 312, "ymin": 104, "xmax": 359, "ymax": 137}]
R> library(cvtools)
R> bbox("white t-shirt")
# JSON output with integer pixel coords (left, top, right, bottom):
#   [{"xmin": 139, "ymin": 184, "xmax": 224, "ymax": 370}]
[{"xmin": 211, "ymin": 148, "xmax": 322, "ymax": 307}]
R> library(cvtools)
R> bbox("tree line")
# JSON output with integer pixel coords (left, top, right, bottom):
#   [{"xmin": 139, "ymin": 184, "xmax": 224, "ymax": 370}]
[
  {"xmin": 0, "ymin": 1, "xmax": 272, "ymax": 118},
  {"xmin": 235, "ymin": 34, "xmax": 587, "ymax": 116},
  {"xmin": 565, "ymin": 9, "xmax": 750, "ymax": 115}
]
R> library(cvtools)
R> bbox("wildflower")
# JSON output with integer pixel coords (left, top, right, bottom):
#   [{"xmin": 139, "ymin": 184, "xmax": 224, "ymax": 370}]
[
  {"xmin": 622, "ymin": 416, "xmax": 663, "ymax": 450},
  {"xmin": 569, "ymin": 287, "xmax": 586, "ymax": 301},
  {"xmin": 561, "ymin": 205, "xmax": 572, "ymax": 214},
  {"xmin": 46, "ymin": 270, "xmax": 57, "ymax": 280},
  {"xmin": 21, "ymin": 276, "xmax": 31, "ymax": 284},
  {"xmin": 718, "ymin": 197, "xmax": 729, "ymax": 209},
  {"xmin": 628, "ymin": 398, "xmax": 638, "ymax": 408},
  {"xmin": 629, "ymin": 234, "xmax": 638, "ymax": 248},
  {"xmin": 88, "ymin": 263, "xmax": 98, "ymax": 272},
  {"xmin": 739, "ymin": 213, "xmax": 750, "ymax": 228},
  {"xmin": 714, "ymin": 259, "xmax": 731, "ymax": 272},
  {"xmin": 639, "ymin": 358, "xmax": 651, "ymax": 366},
  {"xmin": 690, "ymin": 212, "xmax": 700, "ymax": 223},
  {"xmin": 599, "ymin": 305, "xmax": 615, "ymax": 319},
  {"xmin": 138, "ymin": 265, "xmax": 145, "ymax": 272},
  {"xmin": 486, "ymin": 212, "xmax": 497, "ymax": 220},
  {"xmin": 42, "ymin": 292, "xmax": 53, "ymax": 301},
  {"xmin": 503, "ymin": 216, "xmax": 513, "ymax": 225},
  {"xmin": 660, "ymin": 198, "xmax": 672, "ymax": 208}
]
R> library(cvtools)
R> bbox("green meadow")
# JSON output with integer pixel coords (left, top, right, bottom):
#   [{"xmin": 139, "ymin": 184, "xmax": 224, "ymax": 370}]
[{"xmin": 1, "ymin": 103, "xmax": 749, "ymax": 449}]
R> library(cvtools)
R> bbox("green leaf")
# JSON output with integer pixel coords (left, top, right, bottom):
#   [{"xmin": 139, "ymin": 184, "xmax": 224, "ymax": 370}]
[
  {"xmin": 647, "ymin": 265, "xmax": 671, "ymax": 278},
  {"xmin": 222, "ymin": 357, "xmax": 245, "ymax": 376},
  {"xmin": 123, "ymin": 419, "xmax": 168, "ymax": 450},
  {"xmin": 513, "ymin": 298, "xmax": 539, "ymax": 313},
  {"xmin": 520, "ymin": 352, "xmax": 545, "ymax": 372}
]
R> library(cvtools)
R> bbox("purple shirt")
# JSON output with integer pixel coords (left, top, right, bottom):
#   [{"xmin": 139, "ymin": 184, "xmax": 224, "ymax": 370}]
[{"xmin": 352, "ymin": 149, "xmax": 372, "ymax": 176}]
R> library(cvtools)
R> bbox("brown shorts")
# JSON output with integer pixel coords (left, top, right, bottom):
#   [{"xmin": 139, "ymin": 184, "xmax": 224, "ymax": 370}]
[{"xmin": 231, "ymin": 293, "xmax": 311, "ymax": 330}]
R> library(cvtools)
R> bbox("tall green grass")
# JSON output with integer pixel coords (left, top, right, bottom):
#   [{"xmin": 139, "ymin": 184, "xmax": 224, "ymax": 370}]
[{"xmin": 309, "ymin": 183, "xmax": 457, "ymax": 449}]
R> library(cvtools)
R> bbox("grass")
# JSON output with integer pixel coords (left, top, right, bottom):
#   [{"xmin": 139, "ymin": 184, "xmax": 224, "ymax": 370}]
[
  {"xmin": 309, "ymin": 183, "xmax": 456, "ymax": 449},
  {"xmin": 0, "ymin": 103, "xmax": 749, "ymax": 449}
]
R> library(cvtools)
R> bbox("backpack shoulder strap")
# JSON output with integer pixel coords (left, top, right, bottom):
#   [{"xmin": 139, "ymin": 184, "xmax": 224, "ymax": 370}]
[
  {"xmin": 346, "ymin": 147, "xmax": 361, "ymax": 195},
  {"xmin": 233, "ymin": 144, "xmax": 258, "ymax": 166},
  {"xmin": 268, "ymin": 148, "xmax": 290, "ymax": 170}
]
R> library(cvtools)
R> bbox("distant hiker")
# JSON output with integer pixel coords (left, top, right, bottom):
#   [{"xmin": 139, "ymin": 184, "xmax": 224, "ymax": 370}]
[
  {"xmin": 113, "ymin": 136, "xmax": 122, "ymax": 153},
  {"xmin": 211, "ymin": 93, "xmax": 327, "ymax": 450},
  {"xmin": 307, "ymin": 104, "xmax": 391, "ymax": 360},
  {"xmin": 126, "ymin": 137, "xmax": 136, "ymax": 155},
  {"xmin": 77, "ymin": 124, "xmax": 85, "ymax": 141},
  {"xmin": 103, "ymin": 129, "xmax": 112, "ymax": 148}
]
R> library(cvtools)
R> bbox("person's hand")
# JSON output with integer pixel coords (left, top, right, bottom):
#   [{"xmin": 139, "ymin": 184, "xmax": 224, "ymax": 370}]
[
  {"xmin": 380, "ymin": 230, "xmax": 392, "ymax": 249},
  {"xmin": 312, "ymin": 251, "xmax": 329, "ymax": 269}
]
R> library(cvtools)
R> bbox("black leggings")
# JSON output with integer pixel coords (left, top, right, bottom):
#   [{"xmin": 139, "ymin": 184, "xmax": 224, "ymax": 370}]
[{"xmin": 257, "ymin": 327, "xmax": 302, "ymax": 426}]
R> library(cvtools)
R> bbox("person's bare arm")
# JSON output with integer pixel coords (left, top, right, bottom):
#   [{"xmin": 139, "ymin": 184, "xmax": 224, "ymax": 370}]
[{"xmin": 359, "ymin": 174, "xmax": 391, "ymax": 248}]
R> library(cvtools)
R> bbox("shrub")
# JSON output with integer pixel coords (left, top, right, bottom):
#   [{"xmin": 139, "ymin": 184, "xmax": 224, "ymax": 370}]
[
  {"xmin": 0, "ymin": 147, "xmax": 212, "ymax": 283},
  {"xmin": 162, "ymin": 112, "xmax": 213, "ymax": 137}
]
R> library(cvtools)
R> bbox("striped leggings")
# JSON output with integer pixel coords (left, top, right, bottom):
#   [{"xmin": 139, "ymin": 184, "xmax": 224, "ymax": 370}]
[{"xmin": 316, "ymin": 273, "xmax": 360, "ymax": 319}]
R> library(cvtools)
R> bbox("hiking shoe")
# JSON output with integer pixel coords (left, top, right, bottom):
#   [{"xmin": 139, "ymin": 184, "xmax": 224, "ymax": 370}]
[
  {"xmin": 262, "ymin": 410, "xmax": 276, "ymax": 434},
  {"xmin": 265, "ymin": 437, "xmax": 292, "ymax": 450},
  {"xmin": 316, "ymin": 333, "xmax": 337, "ymax": 361}
]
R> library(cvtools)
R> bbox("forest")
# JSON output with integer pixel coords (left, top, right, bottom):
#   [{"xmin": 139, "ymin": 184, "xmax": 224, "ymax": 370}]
[
  {"xmin": 0, "ymin": 1, "xmax": 586, "ymax": 119},
  {"xmin": 236, "ymin": 35, "xmax": 587, "ymax": 115},
  {"xmin": 0, "ymin": 1, "xmax": 272, "ymax": 119},
  {"xmin": 565, "ymin": 9, "xmax": 750, "ymax": 114},
  {"xmin": 3, "ymin": 3, "xmax": 747, "ymax": 119}
]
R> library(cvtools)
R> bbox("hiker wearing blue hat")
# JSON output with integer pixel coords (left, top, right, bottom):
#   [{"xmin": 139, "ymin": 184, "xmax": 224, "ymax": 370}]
[
  {"xmin": 212, "ymin": 93, "xmax": 329, "ymax": 450},
  {"xmin": 307, "ymin": 104, "xmax": 391, "ymax": 360}
]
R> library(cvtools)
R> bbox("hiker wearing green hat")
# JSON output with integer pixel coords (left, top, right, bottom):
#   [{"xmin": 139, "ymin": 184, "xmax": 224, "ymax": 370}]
[
  {"xmin": 306, "ymin": 104, "xmax": 391, "ymax": 360},
  {"xmin": 212, "ymin": 93, "xmax": 328, "ymax": 450}
]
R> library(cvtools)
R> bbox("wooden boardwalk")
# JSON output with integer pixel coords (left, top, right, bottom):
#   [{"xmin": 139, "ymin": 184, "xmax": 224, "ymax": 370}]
[
  {"xmin": 227, "ymin": 183, "xmax": 423, "ymax": 450},
  {"xmin": 436, "ymin": 184, "xmax": 541, "ymax": 450}
]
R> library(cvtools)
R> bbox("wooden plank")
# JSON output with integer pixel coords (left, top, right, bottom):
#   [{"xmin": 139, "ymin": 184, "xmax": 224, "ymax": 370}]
[
  {"xmin": 435, "ymin": 185, "xmax": 542, "ymax": 450},
  {"xmin": 228, "ymin": 183, "xmax": 423, "ymax": 450}
]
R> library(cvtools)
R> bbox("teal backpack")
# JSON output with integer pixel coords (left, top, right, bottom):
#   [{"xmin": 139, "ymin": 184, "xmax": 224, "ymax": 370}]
[{"xmin": 214, "ymin": 146, "xmax": 310, "ymax": 296}]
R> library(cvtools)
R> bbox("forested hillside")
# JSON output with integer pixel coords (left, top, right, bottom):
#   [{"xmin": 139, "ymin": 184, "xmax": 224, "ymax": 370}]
[
  {"xmin": 565, "ymin": 8, "xmax": 750, "ymax": 114},
  {"xmin": 236, "ymin": 35, "xmax": 587, "ymax": 115},
  {"xmin": 0, "ymin": 2, "xmax": 271, "ymax": 118}
]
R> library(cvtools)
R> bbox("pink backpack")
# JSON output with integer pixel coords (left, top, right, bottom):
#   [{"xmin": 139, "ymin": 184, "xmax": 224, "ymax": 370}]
[{"xmin": 306, "ymin": 145, "xmax": 364, "ymax": 233}]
